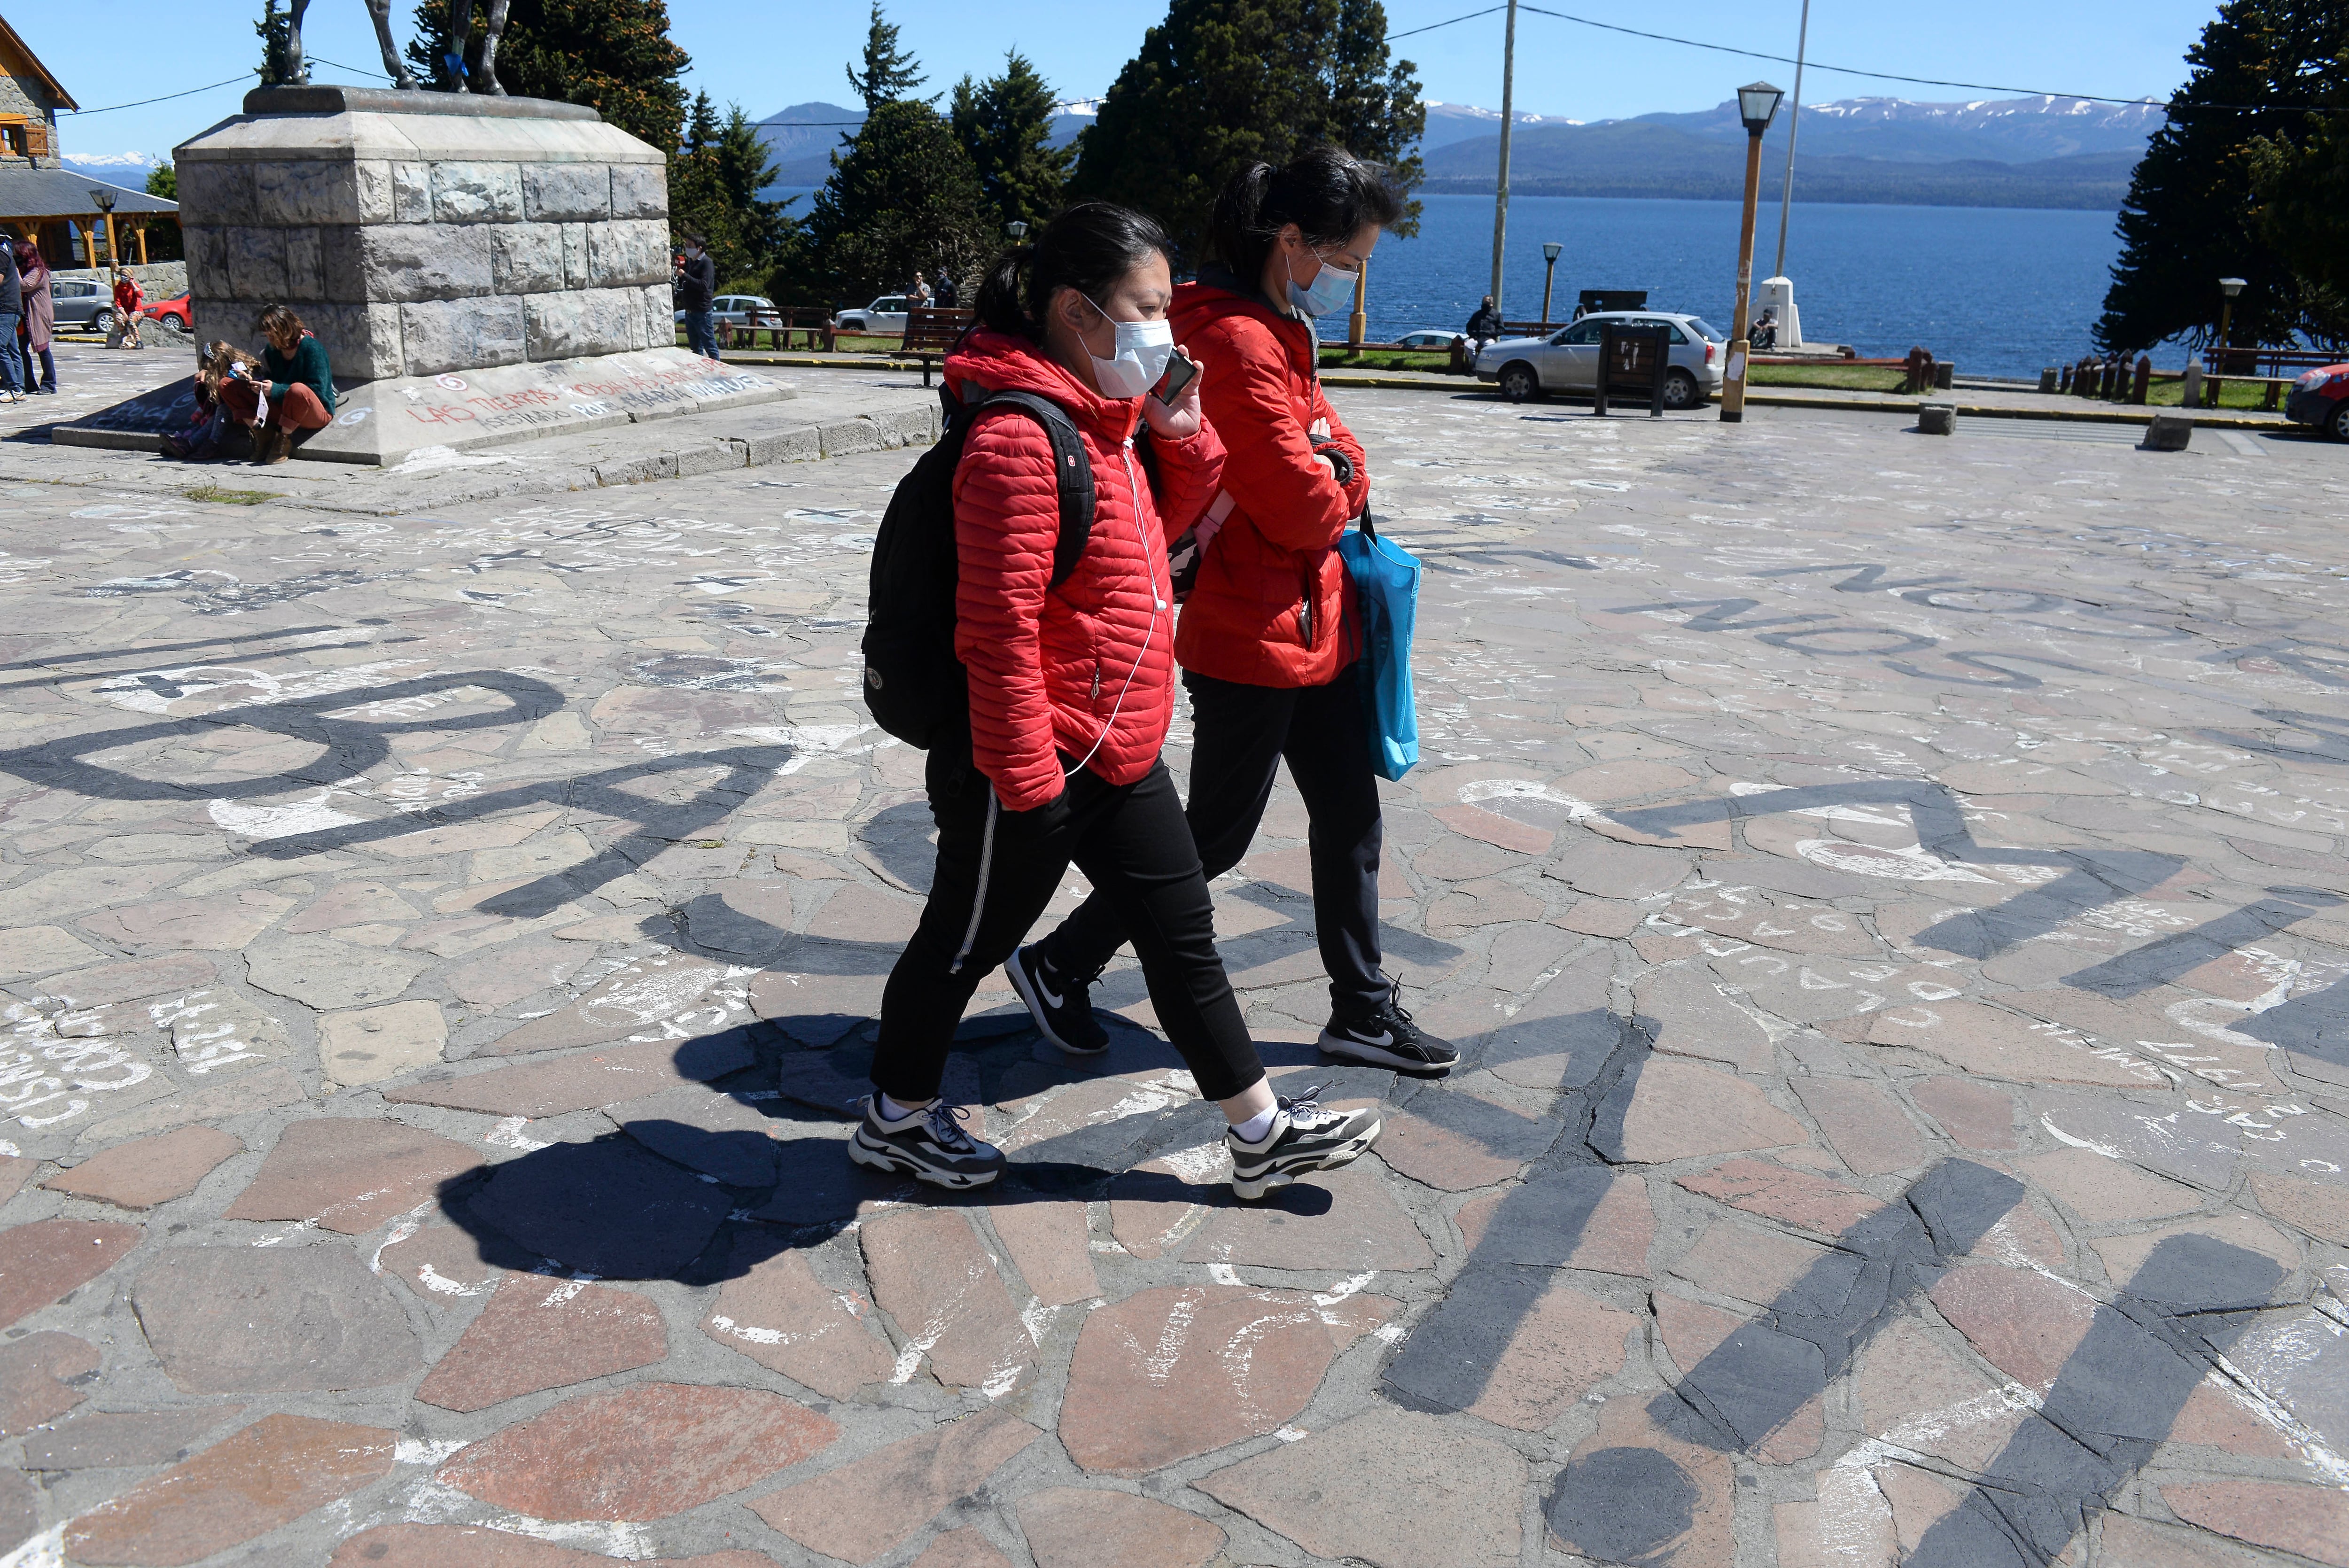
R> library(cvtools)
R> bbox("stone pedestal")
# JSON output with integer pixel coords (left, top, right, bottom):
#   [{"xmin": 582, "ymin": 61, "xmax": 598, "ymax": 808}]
[{"xmin": 56, "ymin": 85, "xmax": 788, "ymax": 465}]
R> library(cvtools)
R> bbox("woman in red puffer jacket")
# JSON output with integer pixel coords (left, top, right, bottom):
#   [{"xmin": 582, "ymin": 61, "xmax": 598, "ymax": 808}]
[
  {"xmin": 1012, "ymin": 148, "xmax": 1460, "ymax": 1079},
  {"xmin": 854, "ymin": 202, "xmax": 1385, "ymax": 1201}
]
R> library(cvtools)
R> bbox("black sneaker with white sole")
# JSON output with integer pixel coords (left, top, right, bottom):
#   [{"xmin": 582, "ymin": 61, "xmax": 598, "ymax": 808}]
[
  {"xmin": 1004, "ymin": 944, "xmax": 1109, "ymax": 1055},
  {"xmin": 1226, "ymin": 1087, "xmax": 1384, "ymax": 1201},
  {"xmin": 1319, "ymin": 994, "xmax": 1460, "ymax": 1076},
  {"xmin": 848, "ymin": 1096, "xmax": 1007, "ymax": 1188}
]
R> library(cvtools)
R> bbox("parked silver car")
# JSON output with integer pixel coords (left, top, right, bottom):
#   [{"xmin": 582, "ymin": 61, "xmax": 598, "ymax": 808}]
[
  {"xmin": 672, "ymin": 294, "xmax": 775, "ymax": 328},
  {"xmin": 1475, "ymin": 310, "xmax": 1727, "ymax": 409},
  {"xmin": 49, "ymin": 278, "xmax": 116, "ymax": 334}
]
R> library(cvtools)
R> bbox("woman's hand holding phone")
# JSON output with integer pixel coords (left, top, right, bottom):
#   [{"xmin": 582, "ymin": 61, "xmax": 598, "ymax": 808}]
[{"xmin": 1141, "ymin": 349, "xmax": 1204, "ymax": 441}]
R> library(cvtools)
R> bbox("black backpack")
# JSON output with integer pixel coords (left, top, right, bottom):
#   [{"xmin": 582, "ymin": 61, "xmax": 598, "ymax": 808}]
[{"xmin": 861, "ymin": 385, "xmax": 1097, "ymax": 749}]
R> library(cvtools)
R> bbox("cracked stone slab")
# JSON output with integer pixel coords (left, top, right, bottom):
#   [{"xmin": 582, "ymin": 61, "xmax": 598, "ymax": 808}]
[
  {"xmin": 417, "ymin": 1274, "xmax": 667, "ymax": 1412},
  {"xmin": 131, "ymin": 1246, "xmax": 421, "ymax": 1394}
]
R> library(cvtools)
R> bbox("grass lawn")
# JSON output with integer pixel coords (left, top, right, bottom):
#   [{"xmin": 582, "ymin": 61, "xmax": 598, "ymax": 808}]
[
  {"xmin": 1747, "ymin": 364, "xmax": 1907, "ymax": 393},
  {"xmin": 1318, "ymin": 348, "xmax": 1454, "ymax": 373},
  {"xmin": 2140, "ymin": 376, "xmax": 2295, "ymax": 411}
]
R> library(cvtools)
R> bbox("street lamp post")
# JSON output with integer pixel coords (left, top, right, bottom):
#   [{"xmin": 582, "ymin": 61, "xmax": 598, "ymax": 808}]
[
  {"xmin": 1006, "ymin": 220, "xmax": 1028, "ymax": 243},
  {"xmin": 1719, "ymin": 82, "xmax": 1783, "ymax": 424},
  {"xmin": 1540, "ymin": 241, "xmax": 1562, "ymax": 327},
  {"xmin": 1349, "ymin": 255, "xmax": 1368, "ymax": 349},
  {"xmin": 2213, "ymin": 276, "xmax": 2245, "ymax": 409},
  {"xmin": 88, "ymin": 187, "xmax": 117, "ymax": 272}
]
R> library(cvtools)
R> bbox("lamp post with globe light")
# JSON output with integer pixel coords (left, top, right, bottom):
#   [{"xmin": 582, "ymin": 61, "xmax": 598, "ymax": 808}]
[
  {"xmin": 1719, "ymin": 82, "xmax": 1783, "ymax": 424},
  {"xmin": 1540, "ymin": 241, "xmax": 1562, "ymax": 327}
]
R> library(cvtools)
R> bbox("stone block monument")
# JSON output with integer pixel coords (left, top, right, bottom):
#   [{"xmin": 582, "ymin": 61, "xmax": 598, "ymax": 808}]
[{"xmin": 56, "ymin": 86, "xmax": 788, "ymax": 464}]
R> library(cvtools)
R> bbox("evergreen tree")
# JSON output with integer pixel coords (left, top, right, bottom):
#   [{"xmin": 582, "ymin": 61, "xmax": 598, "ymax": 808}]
[
  {"xmin": 257, "ymin": 0, "xmax": 297, "ymax": 87},
  {"xmin": 789, "ymin": 100, "xmax": 990, "ymax": 305},
  {"xmin": 951, "ymin": 52, "xmax": 1073, "ymax": 236},
  {"xmin": 1073, "ymin": 0, "xmax": 1423, "ymax": 263},
  {"xmin": 146, "ymin": 165, "xmax": 177, "ymax": 202},
  {"xmin": 845, "ymin": 2, "xmax": 926, "ymax": 114},
  {"xmin": 2247, "ymin": 48, "xmax": 2349, "ymax": 346},
  {"xmin": 670, "ymin": 93, "xmax": 795, "ymax": 288},
  {"xmin": 2095, "ymin": 0, "xmax": 2349, "ymax": 354},
  {"xmin": 408, "ymin": 0, "xmax": 691, "ymax": 152}
]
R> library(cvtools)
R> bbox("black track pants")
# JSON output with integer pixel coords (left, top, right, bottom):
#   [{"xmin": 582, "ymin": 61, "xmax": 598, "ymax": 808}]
[
  {"xmin": 871, "ymin": 749, "xmax": 1266, "ymax": 1105},
  {"xmin": 1039, "ymin": 662, "xmax": 1389, "ymax": 1020}
]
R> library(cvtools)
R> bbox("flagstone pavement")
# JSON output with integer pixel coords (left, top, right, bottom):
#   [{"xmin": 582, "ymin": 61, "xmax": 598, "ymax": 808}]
[{"xmin": 0, "ymin": 386, "xmax": 2347, "ymax": 1567}]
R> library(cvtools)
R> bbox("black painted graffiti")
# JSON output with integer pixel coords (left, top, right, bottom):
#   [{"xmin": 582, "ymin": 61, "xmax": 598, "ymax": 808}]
[
  {"xmin": 2203, "ymin": 708, "xmax": 2349, "ymax": 768},
  {"xmin": 1543, "ymin": 1160, "xmax": 2026, "ymax": 1563},
  {"xmin": 1906, "ymin": 1234, "xmax": 2285, "ymax": 1568},
  {"xmin": 2063, "ymin": 886, "xmax": 2344, "ymax": 999},
  {"xmin": 1606, "ymin": 782, "xmax": 2185, "ymax": 963}
]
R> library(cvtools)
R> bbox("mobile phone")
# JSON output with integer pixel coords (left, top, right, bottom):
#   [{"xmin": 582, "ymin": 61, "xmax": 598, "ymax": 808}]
[{"xmin": 1154, "ymin": 348, "xmax": 1197, "ymax": 406}]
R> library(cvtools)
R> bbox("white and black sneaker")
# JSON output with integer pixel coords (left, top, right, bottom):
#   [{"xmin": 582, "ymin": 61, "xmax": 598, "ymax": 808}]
[
  {"xmin": 1319, "ymin": 994, "xmax": 1460, "ymax": 1077},
  {"xmin": 848, "ymin": 1096, "xmax": 1006, "ymax": 1188},
  {"xmin": 1227, "ymin": 1087, "xmax": 1384, "ymax": 1201},
  {"xmin": 1005, "ymin": 944, "xmax": 1109, "ymax": 1056}
]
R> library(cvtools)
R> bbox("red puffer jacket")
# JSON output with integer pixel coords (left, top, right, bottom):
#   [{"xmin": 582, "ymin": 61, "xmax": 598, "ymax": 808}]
[
  {"xmin": 947, "ymin": 328, "xmax": 1226, "ymax": 812},
  {"xmin": 1171, "ymin": 273, "xmax": 1371, "ymax": 688}
]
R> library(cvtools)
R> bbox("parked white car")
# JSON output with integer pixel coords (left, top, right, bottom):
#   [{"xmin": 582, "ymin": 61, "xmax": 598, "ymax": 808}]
[
  {"xmin": 1475, "ymin": 311, "xmax": 1727, "ymax": 409},
  {"xmin": 1395, "ymin": 328, "xmax": 1462, "ymax": 349},
  {"xmin": 673, "ymin": 294, "xmax": 774, "ymax": 327},
  {"xmin": 832, "ymin": 296, "xmax": 912, "ymax": 336}
]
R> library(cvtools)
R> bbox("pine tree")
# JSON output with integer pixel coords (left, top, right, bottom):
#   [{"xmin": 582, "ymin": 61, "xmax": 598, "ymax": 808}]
[
  {"xmin": 2247, "ymin": 48, "xmax": 2349, "ymax": 346},
  {"xmin": 256, "ymin": 0, "xmax": 297, "ymax": 87},
  {"xmin": 671, "ymin": 93, "xmax": 795, "ymax": 289},
  {"xmin": 950, "ymin": 52, "xmax": 1073, "ymax": 235},
  {"xmin": 2095, "ymin": 0, "xmax": 2349, "ymax": 354},
  {"xmin": 408, "ymin": 0, "xmax": 692, "ymax": 153},
  {"xmin": 789, "ymin": 100, "xmax": 990, "ymax": 305},
  {"xmin": 1072, "ymin": 0, "xmax": 1423, "ymax": 263},
  {"xmin": 845, "ymin": 2, "xmax": 926, "ymax": 114}
]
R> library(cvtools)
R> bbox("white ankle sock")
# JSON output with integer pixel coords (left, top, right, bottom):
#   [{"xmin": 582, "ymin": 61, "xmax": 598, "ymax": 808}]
[
  {"xmin": 1232, "ymin": 1106, "xmax": 1279, "ymax": 1144},
  {"xmin": 878, "ymin": 1094, "xmax": 926, "ymax": 1124}
]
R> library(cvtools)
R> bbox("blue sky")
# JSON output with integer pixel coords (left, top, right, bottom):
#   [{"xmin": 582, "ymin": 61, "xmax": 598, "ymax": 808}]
[{"xmin": 31, "ymin": 0, "xmax": 2228, "ymax": 165}]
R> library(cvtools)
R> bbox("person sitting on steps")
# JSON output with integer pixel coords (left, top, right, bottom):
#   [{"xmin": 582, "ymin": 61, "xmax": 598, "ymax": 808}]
[{"xmin": 250, "ymin": 304, "xmax": 336, "ymax": 465}]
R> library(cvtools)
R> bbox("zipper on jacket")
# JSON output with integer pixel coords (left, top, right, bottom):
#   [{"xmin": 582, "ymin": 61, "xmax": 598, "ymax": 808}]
[
  {"xmin": 1090, "ymin": 662, "xmax": 1102, "ymax": 701},
  {"xmin": 1299, "ymin": 567, "xmax": 1316, "ymax": 648}
]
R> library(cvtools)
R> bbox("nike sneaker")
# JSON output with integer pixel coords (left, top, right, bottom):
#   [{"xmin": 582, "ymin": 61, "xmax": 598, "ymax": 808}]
[
  {"xmin": 1005, "ymin": 943, "xmax": 1109, "ymax": 1055},
  {"xmin": 1319, "ymin": 993, "xmax": 1460, "ymax": 1076}
]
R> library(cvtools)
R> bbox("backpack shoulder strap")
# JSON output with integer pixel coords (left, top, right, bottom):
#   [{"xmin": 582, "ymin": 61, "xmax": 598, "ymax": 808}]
[{"xmin": 969, "ymin": 389, "xmax": 1096, "ymax": 589}]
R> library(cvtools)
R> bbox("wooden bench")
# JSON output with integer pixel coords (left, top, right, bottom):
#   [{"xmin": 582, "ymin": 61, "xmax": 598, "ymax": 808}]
[
  {"xmin": 2212, "ymin": 344, "xmax": 2340, "ymax": 410},
  {"xmin": 723, "ymin": 307, "xmax": 834, "ymax": 353},
  {"xmin": 901, "ymin": 308, "xmax": 974, "ymax": 386}
]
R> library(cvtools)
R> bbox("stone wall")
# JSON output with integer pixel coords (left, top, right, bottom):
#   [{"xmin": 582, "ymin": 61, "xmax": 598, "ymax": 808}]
[
  {"xmin": 176, "ymin": 94, "xmax": 673, "ymax": 383},
  {"xmin": 0, "ymin": 73, "xmax": 58, "ymax": 165},
  {"xmin": 56, "ymin": 264, "xmax": 190, "ymax": 299}
]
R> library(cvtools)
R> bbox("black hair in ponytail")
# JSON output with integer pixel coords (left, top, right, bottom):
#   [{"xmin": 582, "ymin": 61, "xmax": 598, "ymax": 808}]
[
  {"xmin": 1207, "ymin": 146, "xmax": 1404, "ymax": 279},
  {"xmin": 974, "ymin": 201, "xmax": 1172, "ymax": 343}
]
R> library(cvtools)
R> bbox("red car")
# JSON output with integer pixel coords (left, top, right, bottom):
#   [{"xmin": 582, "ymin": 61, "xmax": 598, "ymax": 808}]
[
  {"xmin": 2286, "ymin": 362, "xmax": 2349, "ymax": 441},
  {"xmin": 138, "ymin": 293, "xmax": 192, "ymax": 333}
]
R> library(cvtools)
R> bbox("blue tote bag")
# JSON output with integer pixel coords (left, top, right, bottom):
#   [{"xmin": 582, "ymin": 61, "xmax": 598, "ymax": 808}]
[{"xmin": 1338, "ymin": 510, "xmax": 1421, "ymax": 781}]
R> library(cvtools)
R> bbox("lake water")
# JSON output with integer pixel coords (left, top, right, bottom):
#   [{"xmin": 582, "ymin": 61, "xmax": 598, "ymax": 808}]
[
  {"xmin": 1363, "ymin": 194, "xmax": 2127, "ymax": 381},
  {"xmin": 771, "ymin": 187, "xmax": 2131, "ymax": 382}
]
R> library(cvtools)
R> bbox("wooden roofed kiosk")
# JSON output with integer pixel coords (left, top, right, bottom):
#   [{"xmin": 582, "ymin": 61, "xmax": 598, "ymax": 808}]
[{"xmin": 0, "ymin": 15, "xmax": 179, "ymax": 268}]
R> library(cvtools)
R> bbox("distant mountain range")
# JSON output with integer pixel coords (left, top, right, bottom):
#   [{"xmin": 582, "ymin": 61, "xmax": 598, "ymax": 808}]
[
  {"xmin": 1420, "ymin": 94, "xmax": 2162, "ymax": 209},
  {"xmin": 757, "ymin": 92, "xmax": 2161, "ymax": 210}
]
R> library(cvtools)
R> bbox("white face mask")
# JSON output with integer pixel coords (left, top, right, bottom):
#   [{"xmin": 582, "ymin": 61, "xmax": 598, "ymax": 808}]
[{"xmin": 1078, "ymin": 292, "xmax": 1176, "ymax": 400}]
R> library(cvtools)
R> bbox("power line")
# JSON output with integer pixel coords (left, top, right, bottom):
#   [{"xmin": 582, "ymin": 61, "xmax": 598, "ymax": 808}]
[
  {"xmin": 65, "ymin": 75, "xmax": 252, "ymax": 117},
  {"xmin": 1387, "ymin": 3, "xmax": 2349, "ymax": 113}
]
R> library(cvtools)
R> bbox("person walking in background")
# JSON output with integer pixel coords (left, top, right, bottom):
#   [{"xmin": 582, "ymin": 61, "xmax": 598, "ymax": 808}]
[
  {"xmin": 1007, "ymin": 147, "xmax": 1460, "ymax": 1079},
  {"xmin": 932, "ymin": 268, "xmax": 959, "ymax": 310},
  {"xmin": 0, "ymin": 235, "xmax": 23, "ymax": 403},
  {"xmin": 852, "ymin": 201, "xmax": 1383, "ymax": 1201},
  {"xmin": 250, "ymin": 304, "xmax": 335, "ymax": 464},
  {"xmin": 15, "ymin": 237, "xmax": 54, "ymax": 395},
  {"xmin": 675, "ymin": 234, "xmax": 719, "ymax": 360},
  {"xmin": 1465, "ymin": 294, "xmax": 1502, "ymax": 355},
  {"xmin": 111, "ymin": 268, "xmax": 143, "ymax": 350}
]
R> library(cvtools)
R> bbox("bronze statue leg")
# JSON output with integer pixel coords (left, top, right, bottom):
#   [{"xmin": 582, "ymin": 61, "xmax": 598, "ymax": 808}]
[
  {"xmin": 286, "ymin": 0, "xmax": 311, "ymax": 85},
  {"xmin": 475, "ymin": 0, "xmax": 510, "ymax": 95},
  {"xmin": 446, "ymin": 0, "xmax": 474, "ymax": 90},
  {"xmin": 367, "ymin": 0, "xmax": 420, "ymax": 89}
]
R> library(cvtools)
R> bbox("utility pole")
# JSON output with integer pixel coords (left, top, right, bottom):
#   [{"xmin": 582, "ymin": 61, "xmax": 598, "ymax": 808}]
[
  {"xmin": 1488, "ymin": 0, "xmax": 1518, "ymax": 314},
  {"xmin": 1773, "ymin": 0, "xmax": 1810, "ymax": 279}
]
